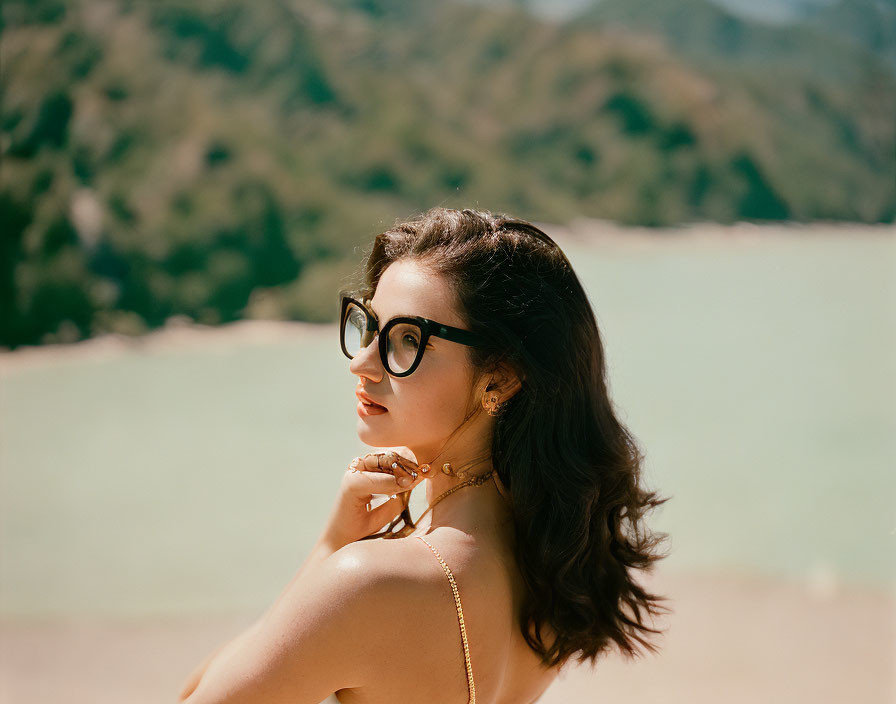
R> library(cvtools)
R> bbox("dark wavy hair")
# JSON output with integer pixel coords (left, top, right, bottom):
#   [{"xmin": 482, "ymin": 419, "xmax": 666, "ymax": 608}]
[{"xmin": 348, "ymin": 207, "xmax": 671, "ymax": 669}]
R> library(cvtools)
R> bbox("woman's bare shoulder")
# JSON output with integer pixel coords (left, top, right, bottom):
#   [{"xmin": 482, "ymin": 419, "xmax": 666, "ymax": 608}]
[
  {"xmin": 182, "ymin": 539, "xmax": 442, "ymax": 702},
  {"xmin": 329, "ymin": 535, "xmax": 446, "ymax": 587},
  {"xmin": 326, "ymin": 534, "xmax": 488, "ymax": 639}
]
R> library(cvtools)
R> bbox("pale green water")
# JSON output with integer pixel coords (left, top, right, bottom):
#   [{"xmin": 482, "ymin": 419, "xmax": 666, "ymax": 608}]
[{"xmin": 1, "ymin": 228, "xmax": 894, "ymax": 619}]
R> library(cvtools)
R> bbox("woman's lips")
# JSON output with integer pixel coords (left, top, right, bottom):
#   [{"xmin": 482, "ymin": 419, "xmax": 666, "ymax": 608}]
[
  {"xmin": 356, "ymin": 389, "xmax": 387, "ymax": 410},
  {"xmin": 357, "ymin": 400, "xmax": 388, "ymax": 416}
]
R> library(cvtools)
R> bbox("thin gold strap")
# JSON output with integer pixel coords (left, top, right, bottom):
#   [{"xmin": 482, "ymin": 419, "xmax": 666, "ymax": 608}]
[{"xmin": 415, "ymin": 535, "xmax": 476, "ymax": 704}]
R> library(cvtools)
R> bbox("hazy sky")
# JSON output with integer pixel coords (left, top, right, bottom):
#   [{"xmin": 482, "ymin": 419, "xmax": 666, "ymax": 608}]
[{"xmin": 495, "ymin": 0, "xmax": 837, "ymax": 24}]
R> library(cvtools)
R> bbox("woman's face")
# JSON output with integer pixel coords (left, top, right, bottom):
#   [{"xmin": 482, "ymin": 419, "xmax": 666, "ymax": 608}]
[{"xmin": 349, "ymin": 258, "xmax": 481, "ymax": 458}]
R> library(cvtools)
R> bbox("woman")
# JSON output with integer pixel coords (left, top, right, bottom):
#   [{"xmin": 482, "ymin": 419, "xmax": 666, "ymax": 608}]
[{"xmin": 178, "ymin": 208, "xmax": 670, "ymax": 704}]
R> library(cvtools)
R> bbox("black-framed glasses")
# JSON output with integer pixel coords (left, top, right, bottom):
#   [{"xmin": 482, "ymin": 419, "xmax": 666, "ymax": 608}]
[{"xmin": 339, "ymin": 294, "xmax": 485, "ymax": 377}]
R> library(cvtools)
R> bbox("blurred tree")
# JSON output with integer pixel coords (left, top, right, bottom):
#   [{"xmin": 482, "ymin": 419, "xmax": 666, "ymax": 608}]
[{"xmin": 0, "ymin": 0, "xmax": 892, "ymax": 348}]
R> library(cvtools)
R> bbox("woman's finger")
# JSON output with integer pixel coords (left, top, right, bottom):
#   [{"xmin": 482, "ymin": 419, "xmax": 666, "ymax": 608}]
[
  {"xmin": 385, "ymin": 449, "xmax": 418, "ymax": 470},
  {"xmin": 385, "ymin": 454, "xmax": 419, "ymax": 482},
  {"xmin": 361, "ymin": 453, "xmax": 391, "ymax": 472},
  {"xmin": 360, "ymin": 452, "xmax": 418, "ymax": 480},
  {"xmin": 350, "ymin": 468, "xmax": 422, "ymax": 494}
]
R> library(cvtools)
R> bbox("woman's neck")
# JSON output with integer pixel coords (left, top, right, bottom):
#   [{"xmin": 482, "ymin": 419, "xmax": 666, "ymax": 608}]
[{"xmin": 406, "ymin": 448, "xmax": 513, "ymax": 539}]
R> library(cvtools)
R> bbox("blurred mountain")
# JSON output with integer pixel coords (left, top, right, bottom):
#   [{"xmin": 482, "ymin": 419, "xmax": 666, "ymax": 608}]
[
  {"xmin": 798, "ymin": 0, "xmax": 896, "ymax": 70},
  {"xmin": 573, "ymin": 0, "xmax": 892, "ymax": 80},
  {"xmin": 514, "ymin": 0, "xmax": 871, "ymax": 26},
  {"xmin": 707, "ymin": 0, "xmax": 835, "ymax": 24},
  {"xmin": 1, "ymin": 0, "xmax": 894, "ymax": 347}
]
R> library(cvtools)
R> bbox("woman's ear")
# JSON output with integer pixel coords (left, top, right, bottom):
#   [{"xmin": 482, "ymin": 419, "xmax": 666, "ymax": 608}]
[{"xmin": 486, "ymin": 361, "xmax": 524, "ymax": 403}]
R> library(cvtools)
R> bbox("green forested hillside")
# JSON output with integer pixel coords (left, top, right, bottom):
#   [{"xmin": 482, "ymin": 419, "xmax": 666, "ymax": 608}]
[
  {"xmin": 800, "ymin": 0, "xmax": 896, "ymax": 71},
  {"xmin": 1, "ymin": 0, "xmax": 893, "ymax": 347},
  {"xmin": 574, "ymin": 0, "xmax": 891, "ymax": 80}
]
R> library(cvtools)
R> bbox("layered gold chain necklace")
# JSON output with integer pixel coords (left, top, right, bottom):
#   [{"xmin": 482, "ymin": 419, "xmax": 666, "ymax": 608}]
[{"xmin": 414, "ymin": 453, "xmax": 495, "ymax": 524}]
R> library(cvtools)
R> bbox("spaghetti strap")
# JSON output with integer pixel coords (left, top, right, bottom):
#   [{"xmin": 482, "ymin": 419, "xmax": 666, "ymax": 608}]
[{"xmin": 415, "ymin": 535, "xmax": 476, "ymax": 704}]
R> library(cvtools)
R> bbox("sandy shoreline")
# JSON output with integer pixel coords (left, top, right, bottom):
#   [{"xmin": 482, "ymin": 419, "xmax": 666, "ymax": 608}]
[
  {"xmin": 1, "ymin": 570, "xmax": 892, "ymax": 704},
  {"xmin": 546, "ymin": 218, "xmax": 895, "ymax": 251},
  {"xmin": 0, "ymin": 318, "xmax": 331, "ymax": 374}
]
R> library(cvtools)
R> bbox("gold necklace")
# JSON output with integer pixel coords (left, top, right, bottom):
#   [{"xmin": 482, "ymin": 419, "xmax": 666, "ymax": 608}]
[{"xmin": 416, "ymin": 468, "xmax": 495, "ymax": 525}]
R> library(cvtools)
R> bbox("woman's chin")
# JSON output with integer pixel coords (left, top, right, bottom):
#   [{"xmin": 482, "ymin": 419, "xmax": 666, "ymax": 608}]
[{"xmin": 356, "ymin": 422, "xmax": 396, "ymax": 446}]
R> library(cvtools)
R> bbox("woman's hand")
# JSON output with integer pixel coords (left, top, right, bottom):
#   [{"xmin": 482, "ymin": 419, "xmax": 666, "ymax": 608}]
[{"xmin": 318, "ymin": 447, "xmax": 424, "ymax": 551}]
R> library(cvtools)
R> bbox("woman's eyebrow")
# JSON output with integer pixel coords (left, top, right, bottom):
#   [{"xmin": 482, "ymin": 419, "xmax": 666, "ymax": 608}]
[{"xmin": 368, "ymin": 302, "xmax": 420, "ymax": 321}]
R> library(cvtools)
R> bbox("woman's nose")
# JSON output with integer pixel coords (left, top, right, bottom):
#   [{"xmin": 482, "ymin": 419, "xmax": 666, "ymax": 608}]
[{"xmin": 349, "ymin": 336, "xmax": 384, "ymax": 382}]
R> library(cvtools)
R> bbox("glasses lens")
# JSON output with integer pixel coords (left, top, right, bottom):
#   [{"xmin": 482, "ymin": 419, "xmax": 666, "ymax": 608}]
[
  {"xmin": 343, "ymin": 301, "xmax": 373, "ymax": 356},
  {"xmin": 386, "ymin": 321, "xmax": 422, "ymax": 374}
]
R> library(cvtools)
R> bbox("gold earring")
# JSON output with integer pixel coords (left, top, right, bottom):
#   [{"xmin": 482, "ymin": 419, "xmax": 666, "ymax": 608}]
[{"xmin": 482, "ymin": 391, "xmax": 502, "ymax": 416}]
